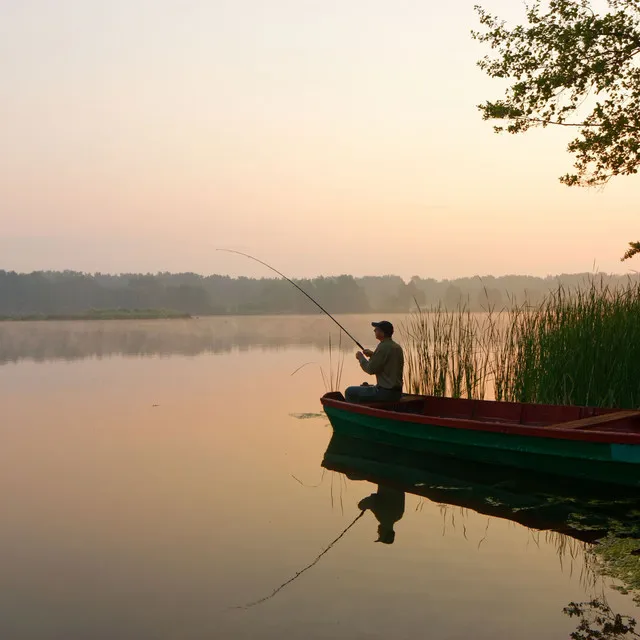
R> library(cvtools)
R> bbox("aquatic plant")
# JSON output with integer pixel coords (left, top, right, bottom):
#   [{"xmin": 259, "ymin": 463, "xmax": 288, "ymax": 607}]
[
  {"xmin": 588, "ymin": 536, "xmax": 640, "ymax": 604},
  {"xmin": 403, "ymin": 278, "xmax": 640, "ymax": 409},
  {"xmin": 402, "ymin": 302, "xmax": 498, "ymax": 399},
  {"xmin": 291, "ymin": 331, "xmax": 345, "ymax": 393},
  {"xmin": 498, "ymin": 279, "xmax": 640, "ymax": 408},
  {"xmin": 322, "ymin": 332, "xmax": 345, "ymax": 393}
]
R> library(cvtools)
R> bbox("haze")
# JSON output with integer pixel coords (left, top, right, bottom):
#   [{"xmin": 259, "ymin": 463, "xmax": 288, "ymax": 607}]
[{"xmin": 1, "ymin": 0, "xmax": 636, "ymax": 280}]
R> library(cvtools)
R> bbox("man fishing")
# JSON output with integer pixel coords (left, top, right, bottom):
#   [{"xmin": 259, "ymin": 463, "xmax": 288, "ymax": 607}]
[
  {"xmin": 218, "ymin": 252, "xmax": 404, "ymax": 403},
  {"xmin": 345, "ymin": 320, "xmax": 404, "ymax": 403}
]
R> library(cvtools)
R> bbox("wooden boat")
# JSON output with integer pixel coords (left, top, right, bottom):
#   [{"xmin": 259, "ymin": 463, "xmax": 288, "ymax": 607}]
[{"xmin": 320, "ymin": 392, "xmax": 640, "ymax": 487}]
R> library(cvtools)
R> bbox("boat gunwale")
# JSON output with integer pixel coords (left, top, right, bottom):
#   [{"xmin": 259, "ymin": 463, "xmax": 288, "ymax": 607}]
[{"xmin": 320, "ymin": 394, "xmax": 640, "ymax": 445}]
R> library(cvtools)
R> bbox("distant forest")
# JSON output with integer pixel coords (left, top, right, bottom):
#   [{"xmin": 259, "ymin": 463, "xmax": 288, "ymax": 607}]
[{"xmin": 1, "ymin": 270, "xmax": 638, "ymax": 317}]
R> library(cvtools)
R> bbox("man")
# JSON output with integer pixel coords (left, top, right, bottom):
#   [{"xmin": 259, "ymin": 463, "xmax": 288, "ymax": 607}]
[
  {"xmin": 345, "ymin": 320, "xmax": 404, "ymax": 403},
  {"xmin": 358, "ymin": 484, "xmax": 405, "ymax": 544}
]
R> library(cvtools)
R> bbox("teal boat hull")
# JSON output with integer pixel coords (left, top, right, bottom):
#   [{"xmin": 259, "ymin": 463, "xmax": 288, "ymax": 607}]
[{"xmin": 322, "ymin": 401, "xmax": 640, "ymax": 488}]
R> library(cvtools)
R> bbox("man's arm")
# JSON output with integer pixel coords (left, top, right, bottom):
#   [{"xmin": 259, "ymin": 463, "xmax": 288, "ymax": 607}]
[{"xmin": 357, "ymin": 344, "xmax": 388, "ymax": 374}]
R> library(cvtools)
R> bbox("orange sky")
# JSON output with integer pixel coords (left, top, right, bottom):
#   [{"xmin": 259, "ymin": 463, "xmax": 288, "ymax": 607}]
[{"xmin": 1, "ymin": 0, "xmax": 637, "ymax": 279}]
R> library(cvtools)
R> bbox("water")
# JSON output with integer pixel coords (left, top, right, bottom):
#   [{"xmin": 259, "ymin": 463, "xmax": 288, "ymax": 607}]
[{"xmin": 1, "ymin": 315, "xmax": 639, "ymax": 639}]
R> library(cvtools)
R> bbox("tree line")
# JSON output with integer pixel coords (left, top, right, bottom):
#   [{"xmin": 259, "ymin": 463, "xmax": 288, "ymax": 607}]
[{"xmin": 1, "ymin": 270, "xmax": 638, "ymax": 317}]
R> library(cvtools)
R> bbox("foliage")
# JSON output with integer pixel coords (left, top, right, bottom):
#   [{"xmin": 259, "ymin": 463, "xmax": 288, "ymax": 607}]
[
  {"xmin": 403, "ymin": 277, "xmax": 640, "ymax": 408},
  {"xmin": 498, "ymin": 278, "xmax": 640, "ymax": 407},
  {"xmin": 0, "ymin": 270, "xmax": 369, "ymax": 317},
  {"xmin": 473, "ymin": 0, "xmax": 640, "ymax": 188},
  {"xmin": 591, "ymin": 535, "xmax": 640, "ymax": 602},
  {"xmin": 4, "ymin": 269, "xmax": 640, "ymax": 318},
  {"xmin": 402, "ymin": 299, "xmax": 498, "ymax": 398},
  {"xmin": 622, "ymin": 242, "xmax": 640, "ymax": 262},
  {"xmin": 564, "ymin": 599, "xmax": 640, "ymax": 639}
]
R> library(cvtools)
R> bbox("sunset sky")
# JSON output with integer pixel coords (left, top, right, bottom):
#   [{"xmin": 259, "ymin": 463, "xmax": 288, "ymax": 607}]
[{"xmin": 1, "ymin": 0, "xmax": 637, "ymax": 280}]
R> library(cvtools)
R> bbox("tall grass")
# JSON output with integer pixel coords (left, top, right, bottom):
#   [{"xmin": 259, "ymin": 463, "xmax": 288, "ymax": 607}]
[
  {"xmin": 502, "ymin": 279, "xmax": 640, "ymax": 408},
  {"xmin": 323, "ymin": 332, "xmax": 345, "ymax": 393},
  {"xmin": 403, "ymin": 278, "xmax": 640, "ymax": 409},
  {"xmin": 403, "ymin": 302, "xmax": 499, "ymax": 399}
]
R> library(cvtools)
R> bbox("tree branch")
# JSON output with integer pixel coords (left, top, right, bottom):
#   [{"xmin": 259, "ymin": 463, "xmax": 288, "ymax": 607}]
[
  {"xmin": 507, "ymin": 116, "xmax": 639, "ymax": 132},
  {"xmin": 522, "ymin": 118, "xmax": 604, "ymax": 127}
]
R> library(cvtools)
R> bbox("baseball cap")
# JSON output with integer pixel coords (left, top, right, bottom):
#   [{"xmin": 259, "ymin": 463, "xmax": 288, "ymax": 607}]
[{"xmin": 371, "ymin": 320, "xmax": 394, "ymax": 336}]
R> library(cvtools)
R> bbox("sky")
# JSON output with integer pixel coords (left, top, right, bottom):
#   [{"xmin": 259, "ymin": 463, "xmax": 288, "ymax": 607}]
[{"xmin": 1, "ymin": 0, "xmax": 637, "ymax": 280}]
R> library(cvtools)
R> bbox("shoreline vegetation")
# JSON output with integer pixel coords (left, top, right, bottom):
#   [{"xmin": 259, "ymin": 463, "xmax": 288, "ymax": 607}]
[
  {"xmin": 0, "ymin": 308, "xmax": 191, "ymax": 321},
  {"xmin": 404, "ymin": 277, "xmax": 640, "ymax": 409},
  {"xmin": 2, "ymin": 269, "xmax": 640, "ymax": 318}
]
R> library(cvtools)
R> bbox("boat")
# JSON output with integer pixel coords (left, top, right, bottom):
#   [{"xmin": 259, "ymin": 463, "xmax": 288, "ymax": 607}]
[
  {"xmin": 320, "ymin": 392, "xmax": 640, "ymax": 487},
  {"xmin": 321, "ymin": 433, "xmax": 640, "ymax": 543}
]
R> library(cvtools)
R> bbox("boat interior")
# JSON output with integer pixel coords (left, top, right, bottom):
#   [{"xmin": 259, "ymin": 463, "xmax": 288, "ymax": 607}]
[{"xmin": 322, "ymin": 391, "xmax": 640, "ymax": 432}]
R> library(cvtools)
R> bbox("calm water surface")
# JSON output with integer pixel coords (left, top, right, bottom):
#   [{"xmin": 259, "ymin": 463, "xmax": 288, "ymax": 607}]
[{"xmin": 1, "ymin": 316, "xmax": 638, "ymax": 639}]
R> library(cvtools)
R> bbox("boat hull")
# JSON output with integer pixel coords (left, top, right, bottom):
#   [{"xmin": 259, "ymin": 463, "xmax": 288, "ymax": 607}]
[{"xmin": 323, "ymin": 403, "xmax": 640, "ymax": 487}]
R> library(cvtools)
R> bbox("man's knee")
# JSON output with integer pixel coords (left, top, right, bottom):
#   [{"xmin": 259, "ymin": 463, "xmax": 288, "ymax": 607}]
[
  {"xmin": 345, "ymin": 386, "xmax": 360, "ymax": 402},
  {"xmin": 345, "ymin": 384, "xmax": 377, "ymax": 403}
]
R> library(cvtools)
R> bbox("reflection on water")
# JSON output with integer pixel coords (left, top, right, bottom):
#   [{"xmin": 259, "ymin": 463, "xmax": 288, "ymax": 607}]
[
  {"xmin": 565, "ymin": 599, "xmax": 640, "ymax": 639},
  {"xmin": 234, "ymin": 510, "xmax": 368, "ymax": 611},
  {"xmin": 322, "ymin": 434, "xmax": 640, "ymax": 545},
  {"xmin": 0, "ymin": 315, "xmax": 404, "ymax": 364},
  {"xmin": 322, "ymin": 434, "xmax": 640, "ymax": 638},
  {"xmin": 358, "ymin": 486, "xmax": 405, "ymax": 545}
]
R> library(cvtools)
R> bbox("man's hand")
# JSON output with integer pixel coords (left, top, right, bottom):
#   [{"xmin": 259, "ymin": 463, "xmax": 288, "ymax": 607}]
[
  {"xmin": 362, "ymin": 349, "xmax": 374, "ymax": 357},
  {"xmin": 355, "ymin": 351, "xmax": 364, "ymax": 360}
]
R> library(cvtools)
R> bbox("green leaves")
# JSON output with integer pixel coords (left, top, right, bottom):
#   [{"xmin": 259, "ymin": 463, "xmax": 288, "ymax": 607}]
[
  {"xmin": 473, "ymin": 1, "xmax": 640, "ymax": 187},
  {"xmin": 622, "ymin": 241, "xmax": 640, "ymax": 261}
]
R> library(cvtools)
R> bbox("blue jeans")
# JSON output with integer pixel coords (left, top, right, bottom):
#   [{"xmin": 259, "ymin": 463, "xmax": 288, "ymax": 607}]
[{"xmin": 345, "ymin": 385, "xmax": 402, "ymax": 403}]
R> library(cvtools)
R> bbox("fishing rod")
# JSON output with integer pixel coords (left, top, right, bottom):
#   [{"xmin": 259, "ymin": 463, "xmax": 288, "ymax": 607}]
[{"xmin": 216, "ymin": 249, "xmax": 366, "ymax": 350}]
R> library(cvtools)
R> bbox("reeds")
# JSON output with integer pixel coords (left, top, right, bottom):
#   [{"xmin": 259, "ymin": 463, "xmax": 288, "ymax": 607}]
[
  {"xmin": 501, "ymin": 278, "xmax": 640, "ymax": 408},
  {"xmin": 317, "ymin": 332, "xmax": 345, "ymax": 393},
  {"xmin": 403, "ymin": 278, "xmax": 640, "ymax": 409},
  {"xmin": 291, "ymin": 331, "xmax": 345, "ymax": 392},
  {"xmin": 402, "ymin": 302, "xmax": 500, "ymax": 399}
]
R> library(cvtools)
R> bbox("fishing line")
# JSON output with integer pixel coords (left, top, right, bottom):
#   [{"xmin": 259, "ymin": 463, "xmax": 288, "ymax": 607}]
[{"xmin": 229, "ymin": 510, "xmax": 366, "ymax": 610}]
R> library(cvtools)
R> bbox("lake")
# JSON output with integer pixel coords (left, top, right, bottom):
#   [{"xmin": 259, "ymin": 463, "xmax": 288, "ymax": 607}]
[{"xmin": 1, "ymin": 315, "xmax": 638, "ymax": 639}]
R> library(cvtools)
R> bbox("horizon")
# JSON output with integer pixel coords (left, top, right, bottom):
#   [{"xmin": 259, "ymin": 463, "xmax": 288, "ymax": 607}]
[{"xmin": 2, "ymin": 267, "xmax": 636, "ymax": 283}]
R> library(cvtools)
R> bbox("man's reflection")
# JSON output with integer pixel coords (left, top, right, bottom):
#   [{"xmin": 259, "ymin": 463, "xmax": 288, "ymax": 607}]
[{"xmin": 358, "ymin": 484, "xmax": 405, "ymax": 544}]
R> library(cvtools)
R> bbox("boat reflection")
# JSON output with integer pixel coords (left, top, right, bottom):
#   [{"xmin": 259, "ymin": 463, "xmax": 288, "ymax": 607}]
[
  {"xmin": 322, "ymin": 433, "xmax": 640, "ymax": 546},
  {"xmin": 322, "ymin": 434, "xmax": 640, "ymax": 637}
]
